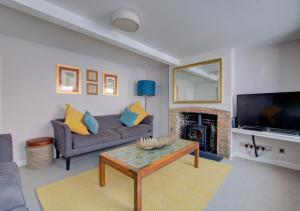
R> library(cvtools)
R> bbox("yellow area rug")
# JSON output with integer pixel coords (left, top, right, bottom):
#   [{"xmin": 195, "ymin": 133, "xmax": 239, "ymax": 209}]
[{"xmin": 36, "ymin": 156, "xmax": 232, "ymax": 211}]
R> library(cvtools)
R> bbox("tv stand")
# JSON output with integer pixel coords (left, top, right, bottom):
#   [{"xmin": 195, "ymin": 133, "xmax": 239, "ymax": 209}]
[
  {"xmin": 241, "ymin": 126, "xmax": 265, "ymax": 132},
  {"xmin": 231, "ymin": 127, "xmax": 300, "ymax": 170},
  {"xmin": 231, "ymin": 128, "xmax": 300, "ymax": 144},
  {"xmin": 267, "ymin": 128, "xmax": 299, "ymax": 136}
]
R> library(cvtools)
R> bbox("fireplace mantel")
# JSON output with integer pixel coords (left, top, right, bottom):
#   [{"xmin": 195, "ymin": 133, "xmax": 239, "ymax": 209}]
[{"xmin": 169, "ymin": 107, "xmax": 231, "ymax": 157}]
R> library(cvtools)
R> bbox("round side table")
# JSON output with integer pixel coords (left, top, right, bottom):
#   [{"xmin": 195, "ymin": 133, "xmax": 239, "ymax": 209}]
[{"xmin": 26, "ymin": 137, "xmax": 53, "ymax": 169}]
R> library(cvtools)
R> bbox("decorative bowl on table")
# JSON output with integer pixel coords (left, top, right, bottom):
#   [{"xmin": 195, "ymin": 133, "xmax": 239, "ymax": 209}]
[{"xmin": 138, "ymin": 137, "xmax": 175, "ymax": 150}]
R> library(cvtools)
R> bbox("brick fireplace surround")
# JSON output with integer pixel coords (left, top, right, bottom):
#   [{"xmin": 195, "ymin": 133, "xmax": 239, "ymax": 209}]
[{"xmin": 169, "ymin": 107, "xmax": 231, "ymax": 158}]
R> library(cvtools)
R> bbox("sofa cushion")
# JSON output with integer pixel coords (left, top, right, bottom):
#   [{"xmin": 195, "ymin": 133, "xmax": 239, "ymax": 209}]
[
  {"xmin": 83, "ymin": 111, "xmax": 99, "ymax": 134},
  {"xmin": 94, "ymin": 114, "xmax": 123, "ymax": 131},
  {"xmin": 72, "ymin": 130, "xmax": 121, "ymax": 149},
  {"xmin": 120, "ymin": 108, "xmax": 139, "ymax": 127},
  {"xmin": 114, "ymin": 124, "xmax": 151, "ymax": 139},
  {"xmin": 129, "ymin": 101, "xmax": 149, "ymax": 125},
  {"xmin": 65, "ymin": 104, "xmax": 90, "ymax": 135},
  {"xmin": 10, "ymin": 206, "xmax": 28, "ymax": 211},
  {"xmin": 0, "ymin": 162, "xmax": 26, "ymax": 211},
  {"xmin": 0, "ymin": 134, "xmax": 13, "ymax": 162}
]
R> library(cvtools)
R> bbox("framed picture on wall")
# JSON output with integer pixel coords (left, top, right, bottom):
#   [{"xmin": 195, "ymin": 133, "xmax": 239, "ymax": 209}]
[
  {"xmin": 86, "ymin": 69, "xmax": 98, "ymax": 82},
  {"xmin": 86, "ymin": 83, "xmax": 98, "ymax": 95},
  {"xmin": 56, "ymin": 64, "xmax": 81, "ymax": 94},
  {"xmin": 102, "ymin": 72, "xmax": 118, "ymax": 96}
]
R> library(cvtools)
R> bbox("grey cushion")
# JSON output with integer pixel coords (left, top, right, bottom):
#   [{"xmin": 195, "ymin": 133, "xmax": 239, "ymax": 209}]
[
  {"xmin": 0, "ymin": 134, "xmax": 13, "ymax": 162},
  {"xmin": 0, "ymin": 162, "xmax": 26, "ymax": 211},
  {"xmin": 114, "ymin": 124, "xmax": 152, "ymax": 139},
  {"xmin": 10, "ymin": 206, "xmax": 28, "ymax": 211},
  {"xmin": 94, "ymin": 114, "xmax": 123, "ymax": 131},
  {"xmin": 72, "ymin": 130, "xmax": 121, "ymax": 149}
]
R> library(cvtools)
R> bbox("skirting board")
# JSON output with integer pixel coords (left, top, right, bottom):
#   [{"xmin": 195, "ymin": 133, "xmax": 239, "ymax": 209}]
[
  {"xmin": 16, "ymin": 159, "xmax": 27, "ymax": 167},
  {"xmin": 232, "ymin": 152, "xmax": 300, "ymax": 171}
]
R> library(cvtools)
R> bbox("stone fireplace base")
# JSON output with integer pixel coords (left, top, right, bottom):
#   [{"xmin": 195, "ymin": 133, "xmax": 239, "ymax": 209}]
[{"xmin": 169, "ymin": 107, "xmax": 231, "ymax": 158}]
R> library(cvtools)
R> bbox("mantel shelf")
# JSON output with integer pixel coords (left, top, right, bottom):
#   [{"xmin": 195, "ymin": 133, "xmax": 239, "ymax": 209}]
[{"xmin": 231, "ymin": 128, "xmax": 300, "ymax": 144}]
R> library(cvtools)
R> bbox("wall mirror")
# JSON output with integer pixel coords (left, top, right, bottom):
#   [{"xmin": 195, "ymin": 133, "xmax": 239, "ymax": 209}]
[{"xmin": 173, "ymin": 58, "xmax": 222, "ymax": 103}]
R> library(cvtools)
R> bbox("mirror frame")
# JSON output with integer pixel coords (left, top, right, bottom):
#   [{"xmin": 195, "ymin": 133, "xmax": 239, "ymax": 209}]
[{"xmin": 173, "ymin": 58, "xmax": 222, "ymax": 104}]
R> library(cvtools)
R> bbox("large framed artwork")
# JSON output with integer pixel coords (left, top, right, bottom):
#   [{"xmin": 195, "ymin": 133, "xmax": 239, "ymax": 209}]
[
  {"xmin": 56, "ymin": 64, "xmax": 81, "ymax": 94},
  {"xmin": 102, "ymin": 72, "xmax": 118, "ymax": 96}
]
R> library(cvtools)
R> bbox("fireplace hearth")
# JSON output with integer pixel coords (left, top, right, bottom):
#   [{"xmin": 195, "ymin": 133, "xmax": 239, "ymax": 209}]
[
  {"xmin": 180, "ymin": 112, "xmax": 217, "ymax": 154},
  {"xmin": 169, "ymin": 107, "xmax": 231, "ymax": 158}
]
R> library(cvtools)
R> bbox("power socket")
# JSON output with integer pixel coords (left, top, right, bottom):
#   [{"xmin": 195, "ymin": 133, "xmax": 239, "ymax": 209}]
[
  {"xmin": 279, "ymin": 148, "xmax": 285, "ymax": 154},
  {"xmin": 240, "ymin": 142, "xmax": 272, "ymax": 151}
]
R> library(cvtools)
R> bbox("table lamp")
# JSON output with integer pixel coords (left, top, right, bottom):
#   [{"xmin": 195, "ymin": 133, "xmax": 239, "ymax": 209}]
[{"xmin": 137, "ymin": 80, "xmax": 155, "ymax": 111}]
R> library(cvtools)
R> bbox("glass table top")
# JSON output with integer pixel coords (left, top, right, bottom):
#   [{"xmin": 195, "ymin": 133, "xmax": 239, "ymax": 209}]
[{"xmin": 104, "ymin": 139, "xmax": 193, "ymax": 169}]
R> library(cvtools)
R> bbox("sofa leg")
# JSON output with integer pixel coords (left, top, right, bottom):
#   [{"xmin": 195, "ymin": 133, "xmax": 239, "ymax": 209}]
[
  {"xmin": 66, "ymin": 157, "xmax": 71, "ymax": 170},
  {"xmin": 56, "ymin": 149, "xmax": 60, "ymax": 159}
]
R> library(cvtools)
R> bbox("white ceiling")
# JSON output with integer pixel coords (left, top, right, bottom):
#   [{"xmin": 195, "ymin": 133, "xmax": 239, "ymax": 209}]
[{"xmin": 2, "ymin": 0, "xmax": 300, "ymax": 65}]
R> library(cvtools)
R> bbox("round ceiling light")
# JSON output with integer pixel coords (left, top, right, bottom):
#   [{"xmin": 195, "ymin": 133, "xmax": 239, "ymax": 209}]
[{"xmin": 112, "ymin": 9, "xmax": 140, "ymax": 32}]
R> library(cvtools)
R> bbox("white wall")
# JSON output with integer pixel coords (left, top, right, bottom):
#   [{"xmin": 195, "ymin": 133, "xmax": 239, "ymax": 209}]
[
  {"xmin": 232, "ymin": 40, "xmax": 300, "ymax": 116},
  {"xmin": 169, "ymin": 48, "xmax": 232, "ymax": 112},
  {"xmin": 0, "ymin": 6, "xmax": 169, "ymax": 164},
  {"xmin": 0, "ymin": 54, "xmax": 1, "ymax": 132},
  {"xmin": 232, "ymin": 40, "xmax": 300, "ymax": 169}
]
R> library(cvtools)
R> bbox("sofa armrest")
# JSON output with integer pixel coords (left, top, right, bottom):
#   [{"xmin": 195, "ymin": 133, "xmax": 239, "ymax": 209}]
[
  {"xmin": 51, "ymin": 120, "xmax": 73, "ymax": 157},
  {"xmin": 141, "ymin": 115, "xmax": 154, "ymax": 129},
  {"xmin": 0, "ymin": 134, "xmax": 13, "ymax": 162}
]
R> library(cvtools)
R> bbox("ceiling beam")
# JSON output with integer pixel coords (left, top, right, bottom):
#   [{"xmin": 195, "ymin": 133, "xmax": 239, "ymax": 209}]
[{"xmin": 1, "ymin": 0, "xmax": 179, "ymax": 66}]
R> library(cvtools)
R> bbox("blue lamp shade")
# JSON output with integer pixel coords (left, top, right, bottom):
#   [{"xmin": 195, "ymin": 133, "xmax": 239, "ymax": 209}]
[{"xmin": 137, "ymin": 80, "xmax": 155, "ymax": 96}]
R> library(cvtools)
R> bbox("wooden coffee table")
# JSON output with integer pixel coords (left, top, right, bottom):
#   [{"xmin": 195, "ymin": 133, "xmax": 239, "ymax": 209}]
[{"xmin": 99, "ymin": 139, "xmax": 199, "ymax": 211}]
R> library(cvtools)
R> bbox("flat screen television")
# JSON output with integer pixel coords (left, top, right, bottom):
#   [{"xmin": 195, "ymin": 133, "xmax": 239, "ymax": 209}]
[{"xmin": 237, "ymin": 92, "xmax": 300, "ymax": 132}]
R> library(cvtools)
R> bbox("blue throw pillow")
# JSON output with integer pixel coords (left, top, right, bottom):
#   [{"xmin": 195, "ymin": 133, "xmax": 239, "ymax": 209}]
[
  {"xmin": 83, "ymin": 111, "xmax": 99, "ymax": 134},
  {"xmin": 120, "ymin": 108, "xmax": 138, "ymax": 127}
]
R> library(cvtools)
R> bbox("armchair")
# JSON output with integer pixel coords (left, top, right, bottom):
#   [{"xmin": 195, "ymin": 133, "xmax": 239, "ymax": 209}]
[{"xmin": 0, "ymin": 134, "xmax": 27, "ymax": 211}]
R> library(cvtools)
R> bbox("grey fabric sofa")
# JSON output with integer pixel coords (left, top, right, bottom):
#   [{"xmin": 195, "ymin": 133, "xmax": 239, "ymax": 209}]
[
  {"xmin": 0, "ymin": 134, "xmax": 27, "ymax": 211},
  {"xmin": 52, "ymin": 114, "xmax": 153, "ymax": 170}
]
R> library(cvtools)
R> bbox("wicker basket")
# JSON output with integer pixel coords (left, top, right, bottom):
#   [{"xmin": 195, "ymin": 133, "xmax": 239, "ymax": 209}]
[{"xmin": 26, "ymin": 137, "xmax": 53, "ymax": 169}]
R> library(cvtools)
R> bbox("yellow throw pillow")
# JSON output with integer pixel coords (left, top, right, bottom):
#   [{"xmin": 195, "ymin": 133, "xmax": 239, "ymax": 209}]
[
  {"xmin": 129, "ymin": 101, "xmax": 149, "ymax": 125},
  {"xmin": 64, "ymin": 104, "xmax": 90, "ymax": 135}
]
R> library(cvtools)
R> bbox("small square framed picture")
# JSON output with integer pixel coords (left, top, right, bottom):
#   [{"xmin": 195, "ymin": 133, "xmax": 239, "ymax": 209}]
[
  {"xmin": 102, "ymin": 72, "xmax": 118, "ymax": 96},
  {"xmin": 86, "ymin": 69, "xmax": 98, "ymax": 82},
  {"xmin": 86, "ymin": 83, "xmax": 98, "ymax": 95},
  {"xmin": 56, "ymin": 64, "xmax": 81, "ymax": 94}
]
